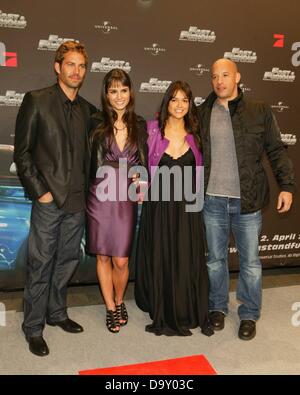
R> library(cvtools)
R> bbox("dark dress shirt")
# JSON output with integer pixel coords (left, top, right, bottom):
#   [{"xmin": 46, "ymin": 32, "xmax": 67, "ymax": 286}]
[{"xmin": 56, "ymin": 84, "xmax": 86, "ymax": 213}]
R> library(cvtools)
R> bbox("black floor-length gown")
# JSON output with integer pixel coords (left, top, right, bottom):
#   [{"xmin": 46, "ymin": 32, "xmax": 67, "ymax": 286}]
[{"xmin": 135, "ymin": 148, "xmax": 213, "ymax": 336}]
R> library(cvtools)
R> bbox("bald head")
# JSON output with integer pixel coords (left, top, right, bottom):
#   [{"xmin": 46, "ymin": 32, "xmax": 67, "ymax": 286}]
[
  {"xmin": 211, "ymin": 58, "xmax": 239, "ymax": 74},
  {"xmin": 210, "ymin": 58, "xmax": 241, "ymax": 106}
]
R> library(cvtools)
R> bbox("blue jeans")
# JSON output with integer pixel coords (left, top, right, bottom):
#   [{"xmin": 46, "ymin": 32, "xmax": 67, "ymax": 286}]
[{"xmin": 203, "ymin": 195, "xmax": 262, "ymax": 321}]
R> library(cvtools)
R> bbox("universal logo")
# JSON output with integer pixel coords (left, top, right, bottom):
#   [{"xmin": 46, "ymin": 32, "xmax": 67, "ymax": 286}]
[
  {"xmin": 0, "ymin": 42, "xmax": 17, "ymax": 67},
  {"xmin": 0, "ymin": 10, "xmax": 27, "ymax": 29},
  {"xmin": 0, "ymin": 303, "xmax": 6, "ymax": 327},
  {"xmin": 194, "ymin": 97, "xmax": 205, "ymax": 106},
  {"xmin": 95, "ymin": 21, "xmax": 118, "ymax": 34},
  {"xmin": 91, "ymin": 57, "xmax": 131, "ymax": 73},
  {"xmin": 139, "ymin": 78, "xmax": 171, "ymax": 93},
  {"xmin": 137, "ymin": 0, "xmax": 153, "ymax": 8},
  {"xmin": 224, "ymin": 48, "xmax": 257, "ymax": 63},
  {"xmin": 239, "ymin": 83, "xmax": 251, "ymax": 93},
  {"xmin": 144, "ymin": 43, "xmax": 166, "ymax": 56},
  {"xmin": 189, "ymin": 64, "xmax": 209, "ymax": 76},
  {"xmin": 0, "ymin": 90, "xmax": 25, "ymax": 106},
  {"xmin": 179, "ymin": 26, "xmax": 216, "ymax": 43},
  {"xmin": 38, "ymin": 35, "xmax": 79, "ymax": 51},
  {"xmin": 271, "ymin": 101, "xmax": 289, "ymax": 113},
  {"xmin": 263, "ymin": 67, "xmax": 295, "ymax": 82},
  {"xmin": 280, "ymin": 133, "xmax": 297, "ymax": 145}
]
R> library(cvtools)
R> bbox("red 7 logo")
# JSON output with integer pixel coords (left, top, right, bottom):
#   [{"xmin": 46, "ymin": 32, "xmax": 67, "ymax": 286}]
[
  {"xmin": 4, "ymin": 52, "xmax": 18, "ymax": 67},
  {"xmin": 273, "ymin": 34, "xmax": 284, "ymax": 48}
]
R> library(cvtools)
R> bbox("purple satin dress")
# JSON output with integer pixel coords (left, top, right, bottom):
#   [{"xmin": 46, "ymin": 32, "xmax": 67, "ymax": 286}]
[{"xmin": 87, "ymin": 140, "xmax": 139, "ymax": 257}]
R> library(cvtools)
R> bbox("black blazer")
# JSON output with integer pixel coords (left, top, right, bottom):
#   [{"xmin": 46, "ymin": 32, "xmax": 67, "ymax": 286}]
[{"xmin": 14, "ymin": 84, "xmax": 97, "ymax": 207}]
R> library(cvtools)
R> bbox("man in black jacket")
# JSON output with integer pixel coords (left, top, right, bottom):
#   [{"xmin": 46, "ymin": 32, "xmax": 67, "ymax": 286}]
[
  {"xmin": 198, "ymin": 58, "xmax": 295, "ymax": 340},
  {"xmin": 14, "ymin": 41, "xmax": 97, "ymax": 356}
]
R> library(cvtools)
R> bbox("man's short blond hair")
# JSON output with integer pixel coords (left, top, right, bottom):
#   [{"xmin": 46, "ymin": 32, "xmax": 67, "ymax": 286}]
[{"xmin": 54, "ymin": 40, "xmax": 88, "ymax": 66}]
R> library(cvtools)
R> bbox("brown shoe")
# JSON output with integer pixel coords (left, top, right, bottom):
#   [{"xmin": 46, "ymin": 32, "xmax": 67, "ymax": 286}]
[
  {"xmin": 238, "ymin": 320, "xmax": 256, "ymax": 340},
  {"xmin": 209, "ymin": 311, "xmax": 225, "ymax": 331}
]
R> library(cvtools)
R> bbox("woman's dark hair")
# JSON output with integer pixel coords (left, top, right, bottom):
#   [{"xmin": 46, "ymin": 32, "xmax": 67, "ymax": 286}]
[
  {"xmin": 92, "ymin": 68, "xmax": 138, "ymax": 151},
  {"xmin": 158, "ymin": 80, "xmax": 201, "ymax": 147}
]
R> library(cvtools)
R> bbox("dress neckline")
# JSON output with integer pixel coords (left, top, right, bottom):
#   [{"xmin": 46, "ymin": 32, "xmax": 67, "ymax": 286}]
[
  {"xmin": 163, "ymin": 147, "xmax": 191, "ymax": 160},
  {"xmin": 113, "ymin": 137, "xmax": 128, "ymax": 154}
]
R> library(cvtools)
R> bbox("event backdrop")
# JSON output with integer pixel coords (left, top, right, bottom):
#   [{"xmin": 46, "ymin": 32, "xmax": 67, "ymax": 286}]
[{"xmin": 0, "ymin": 0, "xmax": 299, "ymax": 289}]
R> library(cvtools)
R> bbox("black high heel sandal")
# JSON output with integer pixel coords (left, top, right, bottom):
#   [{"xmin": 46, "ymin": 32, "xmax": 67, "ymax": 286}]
[
  {"xmin": 116, "ymin": 302, "xmax": 128, "ymax": 326},
  {"xmin": 106, "ymin": 310, "xmax": 120, "ymax": 333}
]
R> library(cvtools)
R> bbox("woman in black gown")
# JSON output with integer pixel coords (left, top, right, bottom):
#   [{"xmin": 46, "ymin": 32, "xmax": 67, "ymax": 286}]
[{"xmin": 135, "ymin": 81, "xmax": 214, "ymax": 337}]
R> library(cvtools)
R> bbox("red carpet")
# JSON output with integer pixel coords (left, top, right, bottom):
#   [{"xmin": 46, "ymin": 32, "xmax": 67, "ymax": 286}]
[{"xmin": 79, "ymin": 355, "xmax": 216, "ymax": 375}]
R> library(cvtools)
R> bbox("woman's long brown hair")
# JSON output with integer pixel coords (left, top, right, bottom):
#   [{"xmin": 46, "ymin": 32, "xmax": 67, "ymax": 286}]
[{"xmin": 91, "ymin": 68, "xmax": 138, "ymax": 152}]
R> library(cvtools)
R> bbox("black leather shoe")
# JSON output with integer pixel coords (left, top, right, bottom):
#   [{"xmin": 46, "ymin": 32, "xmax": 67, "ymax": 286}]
[
  {"xmin": 209, "ymin": 311, "xmax": 225, "ymax": 331},
  {"xmin": 238, "ymin": 320, "xmax": 256, "ymax": 340},
  {"xmin": 27, "ymin": 336, "xmax": 49, "ymax": 357},
  {"xmin": 47, "ymin": 318, "xmax": 84, "ymax": 333},
  {"xmin": 201, "ymin": 322, "xmax": 214, "ymax": 337}
]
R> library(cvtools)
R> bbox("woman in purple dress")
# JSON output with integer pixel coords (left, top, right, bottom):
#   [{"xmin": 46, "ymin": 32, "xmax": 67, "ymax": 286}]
[{"xmin": 87, "ymin": 69, "xmax": 147, "ymax": 333}]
